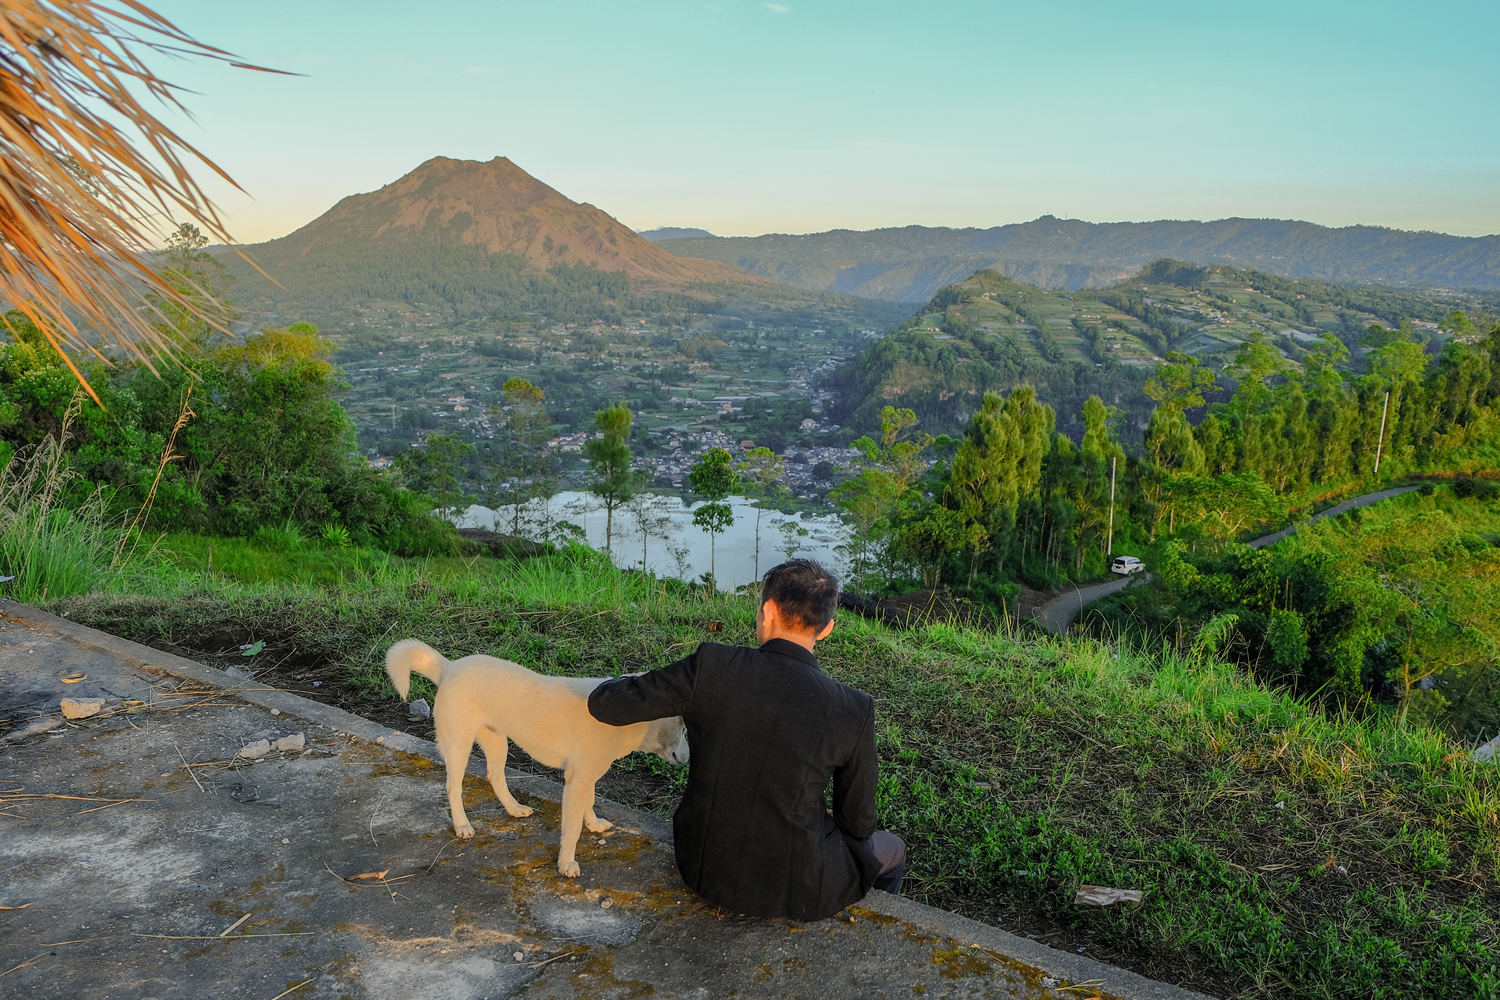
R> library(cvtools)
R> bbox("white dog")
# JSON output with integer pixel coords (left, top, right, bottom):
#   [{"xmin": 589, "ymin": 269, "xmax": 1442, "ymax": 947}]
[{"xmin": 385, "ymin": 639, "xmax": 689, "ymax": 877}]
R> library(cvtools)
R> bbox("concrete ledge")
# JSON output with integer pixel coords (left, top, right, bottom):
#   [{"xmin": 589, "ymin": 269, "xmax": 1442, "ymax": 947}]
[
  {"xmin": 862, "ymin": 891, "xmax": 1209, "ymax": 1000},
  {"xmin": 2, "ymin": 598, "xmax": 1208, "ymax": 1000}
]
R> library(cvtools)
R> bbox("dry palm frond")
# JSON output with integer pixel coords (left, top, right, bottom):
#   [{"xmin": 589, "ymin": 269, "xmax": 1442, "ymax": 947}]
[{"xmin": 0, "ymin": 0, "xmax": 283, "ymax": 399}]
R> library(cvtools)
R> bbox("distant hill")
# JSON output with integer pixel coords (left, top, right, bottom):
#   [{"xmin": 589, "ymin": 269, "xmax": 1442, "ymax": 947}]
[
  {"xmin": 660, "ymin": 216, "xmax": 1500, "ymax": 302},
  {"xmin": 638, "ymin": 226, "xmax": 718, "ymax": 242},
  {"xmin": 219, "ymin": 157, "xmax": 751, "ymax": 322},
  {"xmin": 832, "ymin": 259, "xmax": 1497, "ymax": 440}
]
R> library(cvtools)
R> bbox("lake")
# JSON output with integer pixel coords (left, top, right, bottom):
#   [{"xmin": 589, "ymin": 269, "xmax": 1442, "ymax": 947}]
[{"xmin": 457, "ymin": 492, "xmax": 850, "ymax": 590}]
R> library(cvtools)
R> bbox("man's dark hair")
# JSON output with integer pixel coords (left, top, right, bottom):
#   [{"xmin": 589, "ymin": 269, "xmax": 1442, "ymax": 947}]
[{"xmin": 761, "ymin": 559, "xmax": 839, "ymax": 632}]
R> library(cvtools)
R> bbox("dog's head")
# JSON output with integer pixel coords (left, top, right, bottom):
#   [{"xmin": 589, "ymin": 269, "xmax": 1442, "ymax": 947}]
[{"xmin": 643, "ymin": 716, "xmax": 690, "ymax": 766}]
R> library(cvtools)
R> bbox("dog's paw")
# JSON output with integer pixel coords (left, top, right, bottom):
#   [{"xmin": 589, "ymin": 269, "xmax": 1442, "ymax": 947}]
[
  {"xmin": 585, "ymin": 817, "xmax": 614, "ymax": 834},
  {"xmin": 505, "ymin": 804, "xmax": 534, "ymax": 819},
  {"xmin": 454, "ymin": 821, "xmax": 475, "ymax": 839},
  {"xmin": 558, "ymin": 859, "xmax": 581, "ymax": 878}
]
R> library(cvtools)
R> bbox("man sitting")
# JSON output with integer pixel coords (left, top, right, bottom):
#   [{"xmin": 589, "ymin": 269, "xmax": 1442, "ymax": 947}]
[{"xmin": 587, "ymin": 559, "xmax": 905, "ymax": 921}]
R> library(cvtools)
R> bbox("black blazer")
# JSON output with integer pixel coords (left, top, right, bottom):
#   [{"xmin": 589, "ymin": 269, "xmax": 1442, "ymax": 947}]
[{"xmin": 587, "ymin": 638, "xmax": 883, "ymax": 920}]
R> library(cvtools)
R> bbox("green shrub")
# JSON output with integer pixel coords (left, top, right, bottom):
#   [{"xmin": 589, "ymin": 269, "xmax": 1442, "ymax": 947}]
[{"xmin": 320, "ymin": 523, "xmax": 352, "ymax": 548}]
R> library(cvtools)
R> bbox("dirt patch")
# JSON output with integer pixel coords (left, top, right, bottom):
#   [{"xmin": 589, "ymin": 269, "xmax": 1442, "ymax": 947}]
[
  {"xmin": 1014, "ymin": 584, "xmax": 1049, "ymax": 623},
  {"xmin": 839, "ymin": 589, "xmax": 991, "ymax": 628}
]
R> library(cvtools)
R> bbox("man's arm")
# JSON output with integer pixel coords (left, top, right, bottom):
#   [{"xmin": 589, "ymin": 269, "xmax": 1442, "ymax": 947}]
[
  {"xmin": 830, "ymin": 700, "xmax": 878, "ymax": 841},
  {"xmin": 588, "ymin": 648, "xmax": 701, "ymax": 726}
]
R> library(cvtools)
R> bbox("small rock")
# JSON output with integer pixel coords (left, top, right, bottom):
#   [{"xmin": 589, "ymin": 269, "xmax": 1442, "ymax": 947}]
[
  {"xmin": 1474, "ymin": 736, "xmax": 1500, "ymax": 763},
  {"xmin": 407, "ymin": 698, "xmax": 431, "ymax": 719},
  {"xmin": 237, "ymin": 739, "xmax": 271, "ymax": 759},
  {"xmin": 513, "ymin": 951, "xmax": 525, "ymax": 962},
  {"xmin": 1041, "ymin": 978, "xmax": 1059, "ymax": 989},
  {"xmin": 281, "ymin": 838, "xmax": 290, "ymax": 845},
  {"xmin": 600, "ymin": 897, "xmax": 613, "ymax": 909},
  {"xmin": 60, "ymin": 697, "xmax": 105, "ymax": 720},
  {"xmin": 273, "ymin": 733, "xmax": 305, "ymax": 752},
  {"xmin": 1074, "ymin": 885, "xmax": 1144, "ymax": 908},
  {"xmin": 270, "ymin": 708, "xmax": 280, "ymax": 716},
  {"xmin": 1274, "ymin": 801, "xmax": 1285, "ymax": 810}
]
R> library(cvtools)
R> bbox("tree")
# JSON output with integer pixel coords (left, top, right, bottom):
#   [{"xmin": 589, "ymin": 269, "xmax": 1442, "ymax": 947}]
[
  {"xmin": 624, "ymin": 491, "xmax": 676, "ymax": 573},
  {"xmin": 830, "ymin": 406, "xmax": 932, "ymax": 590},
  {"xmin": 1226, "ymin": 332, "xmax": 1288, "ymax": 416},
  {"xmin": 0, "ymin": 1, "xmax": 278, "ymax": 395},
  {"xmin": 1157, "ymin": 473, "xmax": 1285, "ymax": 543},
  {"xmin": 1299, "ymin": 333, "xmax": 1349, "ymax": 399},
  {"xmin": 737, "ymin": 446, "xmax": 786, "ymax": 580},
  {"xmin": 896, "ymin": 502, "xmax": 974, "ymax": 588},
  {"xmin": 688, "ymin": 447, "xmax": 738, "ymax": 588},
  {"xmin": 149, "ymin": 222, "xmax": 236, "ymax": 352},
  {"xmin": 393, "ymin": 432, "xmax": 475, "ymax": 521},
  {"xmin": 1144, "ymin": 351, "xmax": 1219, "ymax": 414},
  {"xmin": 584, "ymin": 403, "xmax": 639, "ymax": 557},
  {"xmin": 1142, "ymin": 406, "xmax": 1205, "ymax": 474},
  {"xmin": 774, "ymin": 515, "xmax": 810, "ymax": 561},
  {"xmin": 1080, "ymin": 395, "xmax": 1125, "ymax": 465},
  {"xmin": 946, "ymin": 387, "xmax": 1054, "ymax": 579},
  {"xmin": 485, "ymin": 378, "xmax": 555, "ymax": 536}
]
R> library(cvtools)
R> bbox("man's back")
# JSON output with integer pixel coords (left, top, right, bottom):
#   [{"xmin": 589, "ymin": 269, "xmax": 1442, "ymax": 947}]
[{"xmin": 588, "ymin": 638, "xmax": 883, "ymax": 920}]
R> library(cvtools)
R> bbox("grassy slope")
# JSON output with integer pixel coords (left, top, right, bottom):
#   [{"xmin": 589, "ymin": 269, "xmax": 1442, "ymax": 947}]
[{"xmin": 55, "ymin": 541, "xmax": 1500, "ymax": 1000}]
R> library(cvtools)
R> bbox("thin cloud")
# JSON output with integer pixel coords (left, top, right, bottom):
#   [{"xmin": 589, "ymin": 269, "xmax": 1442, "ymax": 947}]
[{"xmin": 764, "ymin": 3, "xmax": 791, "ymax": 13}]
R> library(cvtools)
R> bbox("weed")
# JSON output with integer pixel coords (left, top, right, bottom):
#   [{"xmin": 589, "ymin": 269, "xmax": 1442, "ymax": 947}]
[{"xmin": 0, "ymin": 407, "xmax": 131, "ymax": 604}]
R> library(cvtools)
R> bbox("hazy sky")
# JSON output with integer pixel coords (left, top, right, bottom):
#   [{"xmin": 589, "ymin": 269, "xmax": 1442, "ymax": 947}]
[{"xmin": 151, "ymin": 0, "xmax": 1499, "ymax": 244}]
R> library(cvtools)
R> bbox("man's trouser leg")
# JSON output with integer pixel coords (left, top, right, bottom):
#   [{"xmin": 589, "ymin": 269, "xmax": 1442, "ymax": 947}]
[{"xmin": 870, "ymin": 830, "xmax": 906, "ymax": 894}]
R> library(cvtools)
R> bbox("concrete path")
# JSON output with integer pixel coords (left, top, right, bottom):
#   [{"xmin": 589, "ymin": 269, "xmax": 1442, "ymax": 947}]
[
  {"xmin": 0, "ymin": 601, "xmax": 1207, "ymax": 1000},
  {"xmin": 1034, "ymin": 574, "xmax": 1149, "ymax": 636},
  {"xmin": 1243, "ymin": 485, "xmax": 1420, "ymax": 549},
  {"xmin": 1033, "ymin": 485, "xmax": 1423, "ymax": 636}
]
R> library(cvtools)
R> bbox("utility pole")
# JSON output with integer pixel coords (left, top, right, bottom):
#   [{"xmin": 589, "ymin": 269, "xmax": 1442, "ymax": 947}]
[
  {"xmin": 1373, "ymin": 391, "xmax": 1389, "ymax": 478},
  {"xmin": 1106, "ymin": 455, "xmax": 1117, "ymax": 557}
]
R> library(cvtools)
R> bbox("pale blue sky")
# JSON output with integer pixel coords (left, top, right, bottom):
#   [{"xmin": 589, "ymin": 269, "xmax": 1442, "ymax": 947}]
[{"xmin": 152, "ymin": 0, "xmax": 1499, "ymax": 244}]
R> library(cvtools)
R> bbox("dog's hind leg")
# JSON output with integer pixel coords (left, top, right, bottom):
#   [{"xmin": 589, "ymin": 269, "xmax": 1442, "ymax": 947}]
[
  {"xmin": 475, "ymin": 726, "xmax": 532, "ymax": 819},
  {"xmin": 434, "ymin": 713, "xmax": 479, "ymax": 839}
]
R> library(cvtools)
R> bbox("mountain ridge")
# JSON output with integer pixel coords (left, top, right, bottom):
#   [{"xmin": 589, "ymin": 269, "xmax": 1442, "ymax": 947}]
[{"xmin": 658, "ymin": 215, "xmax": 1500, "ymax": 301}]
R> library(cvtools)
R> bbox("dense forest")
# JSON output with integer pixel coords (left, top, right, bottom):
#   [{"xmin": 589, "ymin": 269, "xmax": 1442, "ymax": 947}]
[{"xmin": 826, "ymin": 290, "xmax": 1500, "ymax": 729}]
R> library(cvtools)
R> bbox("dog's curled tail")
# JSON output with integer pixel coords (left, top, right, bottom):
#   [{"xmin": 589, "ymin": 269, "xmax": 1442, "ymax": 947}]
[{"xmin": 385, "ymin": 639, "xmax": 447, "ymax": 701}]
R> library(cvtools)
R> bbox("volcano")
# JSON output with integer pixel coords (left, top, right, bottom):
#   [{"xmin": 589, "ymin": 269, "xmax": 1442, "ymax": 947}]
[{"xmin": 226, "ymin": 156, "xmax": 749, "ymax": 315}]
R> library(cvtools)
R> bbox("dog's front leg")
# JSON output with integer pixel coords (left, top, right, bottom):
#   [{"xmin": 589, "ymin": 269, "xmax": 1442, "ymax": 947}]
[
  {"xmin": 556, "ymin": 767, "xmax": 601, "ymax": 878},
  {"xmin": 584, "ymin": 783, "xmax": 613, "ymax": 835}
]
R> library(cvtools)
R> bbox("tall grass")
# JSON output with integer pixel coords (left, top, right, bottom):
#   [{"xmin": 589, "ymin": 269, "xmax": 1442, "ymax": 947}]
[{"xmin": 0, "ymin": 416, "xmax": 120, "ymax": 604}]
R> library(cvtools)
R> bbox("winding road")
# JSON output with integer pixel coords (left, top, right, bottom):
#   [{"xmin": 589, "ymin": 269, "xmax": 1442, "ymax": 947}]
[{"xmin": 1033, "ymin": 485, "xmax": 1422, "ymax": 636}]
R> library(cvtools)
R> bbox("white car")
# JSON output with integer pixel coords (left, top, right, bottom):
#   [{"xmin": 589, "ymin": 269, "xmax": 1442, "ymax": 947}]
[{"xmin": 1110, "ymin": 555, "xmax": 1144, "ymax": 576}]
